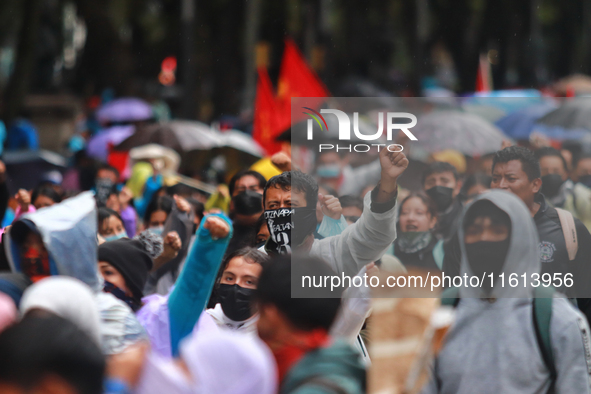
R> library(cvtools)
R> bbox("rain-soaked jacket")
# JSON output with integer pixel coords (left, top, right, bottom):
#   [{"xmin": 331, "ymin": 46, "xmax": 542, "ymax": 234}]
[
  {"xmin": 5, "ymin": 192, "xmax": 146, "ymax": 354},
  {"xmin": 423, "ymin": 190, "xmax": 591, "ymax": 394}
]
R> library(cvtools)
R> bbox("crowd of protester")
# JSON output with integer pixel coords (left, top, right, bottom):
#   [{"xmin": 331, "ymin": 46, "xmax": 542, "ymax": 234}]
[{"xmin": 1, "ymin": 115, "xmax": 591, "ymax": 394}]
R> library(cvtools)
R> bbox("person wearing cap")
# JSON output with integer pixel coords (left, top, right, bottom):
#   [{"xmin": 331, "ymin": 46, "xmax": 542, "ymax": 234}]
[{"xmin": 98, "ymin": 238, "xmax": 153, "ymax": 312}]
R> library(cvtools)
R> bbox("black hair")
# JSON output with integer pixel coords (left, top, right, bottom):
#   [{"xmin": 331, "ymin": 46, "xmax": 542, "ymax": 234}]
[
  {"xmin": 463, "ymin": 199, "xmax": 512, "ymax": 233},
  {"xmin": 318, "ymin": 184, "xmax": 338, "ymax": 198},
  {"xmin": 166, "ymin": 183, "xmax": 193, "ymax": 198},
  {"xmin": 253, "ymin": 213, "xmax": 268, "ymax": 244},
  {"xmin": 96, "ymin": 163, "xmax": 120, "ymax": 180},
  {"xmin": 98, "ymin": 207, "xmax": 124, "ymax": 233},
  {"xmin": 339, "ymin": 195, "xmax": 364, "ymax": 212},
  {"xmin": 422, "ymin": 161, "xmax": 459, "ymax": 185},
  {"xmin": 31, "ymin": 186, "xmax": 61, "ymax": 206},
  {"xmin": 534, "ymin": 147, "xmax": 568, "ymax": 172},
  {"xmin": 186, "ymin": 197, "xmax": 205, "ymax": 221},
  {"xmin": 144, "ymin": 195, "xmax": 174, "ymax": 224},
  {"xmin": 492, "ymin": 146, "xmax": 541, "ymax": 181},
  {"xmin": 399, "ymin": 192, "xmax": 438, "ymax": 221},
  {"xmin": 461, "ymin": 173, "xmax": 492, "ymax": 199},
  {"xmin": 264, "ymin": 171, "xmax": 318, "ymax": 209},
  {"xmin": 228, "ymin": 170, "xmax": 267, "ymax": 197},
  {"xmin": 562, "ymin": 140, "xmax": 583, "ymax": 166},
  {"xmin": 216, "ymin": 247, "xmax": 269, "ymax": 286},
  {"xmin": 0, "ymin": 314, "xmax": 105, "ymax": 394},
  {"xmin": 575, "ymin": 153, "xmax": 591, "ymax": 169},
  {"xmin": 232, "ymin": 190, "xmax": 263, "ymax": 216},
  {"xmin": 254, "ymin": 254, "xmax": 342, "ymax": 331}
]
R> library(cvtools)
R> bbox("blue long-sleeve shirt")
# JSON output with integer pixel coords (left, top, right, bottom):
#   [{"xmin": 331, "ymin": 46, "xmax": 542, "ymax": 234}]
[
  {"xmin": 134, "ymin": 175, "xmax": 164, "ymax": 219},
  {"xmin": 168, "ymin": 213, "xmax": 232, "ymax": 356}
]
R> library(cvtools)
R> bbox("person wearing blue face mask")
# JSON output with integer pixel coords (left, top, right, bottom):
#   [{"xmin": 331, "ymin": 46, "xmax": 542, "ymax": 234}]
[{"xmin": 98, "ymin": 207, "xmax": 128, "ymax": 242}]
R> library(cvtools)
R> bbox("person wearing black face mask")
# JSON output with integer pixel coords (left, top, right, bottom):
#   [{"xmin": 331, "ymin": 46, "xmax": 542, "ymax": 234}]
[
  {"xmin": 567, "ymin": 152, "xmax": 591, "ymax": 232},
  {"xmin": 574, "ymin": 154, "xmax": 591, "ymax": 188},
  {"xmin": 424, "ymin": 190, "xmax": 591, "ymax": 394},
  {"xmin": 422, "ymin": 161, "xmax": 463, "ymax": 241},
  {"xmin": 537, "ymin": 147, "xmax": 570, "ymax": 206},
  {"xmin": 207, "ymin": 248, "xmax": 268, "ymax": 332},
  {"xmin": 537, "ymin": 147, "xmax": 591, "ymax": 232},
  {"xmin": 462, "ymin": 200, "xmax": 512, "ymax": 294},
  {"xmin": 226, "ymin": 191, "xmax": 263, "ymax": 255},
  {"xmin": 260, "ymin": 147, "xmax": 407, "ymax": 278},
  {"xmin": 443, "ymin": 146, "xmax": 591, "ymax": 324}
]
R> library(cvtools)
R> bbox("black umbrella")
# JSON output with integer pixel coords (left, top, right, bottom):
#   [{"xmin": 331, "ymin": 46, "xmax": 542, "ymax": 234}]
[{"xmin": 4, "ymin": 150, "xmax": 67, "ymax": 194}]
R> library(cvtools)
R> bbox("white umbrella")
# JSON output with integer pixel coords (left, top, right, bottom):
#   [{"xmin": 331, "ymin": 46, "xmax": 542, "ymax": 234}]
[{"xmin": 410, "ymin": 111, "xmax": 509, "ymax": 157}]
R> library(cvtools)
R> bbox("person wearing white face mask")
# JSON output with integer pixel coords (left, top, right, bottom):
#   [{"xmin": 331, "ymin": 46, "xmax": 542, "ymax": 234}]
[{"xmin": 98, "ymin": 207, "xmax": 128, "ymax": 242}]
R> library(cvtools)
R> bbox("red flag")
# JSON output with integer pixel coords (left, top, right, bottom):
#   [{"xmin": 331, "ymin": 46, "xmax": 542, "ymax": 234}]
[
  {"xmin": 276, "ymin": 39, "xmax": 329, "ymax": 126},
  {"xmin": 476, "ymin": 54, "xmax": 492, "ymax": 92},
  {"xmin": 253, "ymin": 68, "xmax": 287, "ymax": 155}
]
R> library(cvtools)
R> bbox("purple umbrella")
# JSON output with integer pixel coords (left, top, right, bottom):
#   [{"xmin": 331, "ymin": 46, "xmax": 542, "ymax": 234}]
[
  {"xmin": 96, "ymin": 98, "xmax": 153, "ymax": 124},
  {"xmin": 87, "ymin": 125, "xmax": 135, "ymax": 161}
]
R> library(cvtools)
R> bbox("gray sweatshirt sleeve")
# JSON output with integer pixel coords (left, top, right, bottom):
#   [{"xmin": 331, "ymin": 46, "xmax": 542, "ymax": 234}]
[
  {"xmin": 310, "ymin": 190, "xmax": 398, "ymax": 276},
  {"xmin": 552, "ymin": 298, "xmax": 591, "ymax": 394}
]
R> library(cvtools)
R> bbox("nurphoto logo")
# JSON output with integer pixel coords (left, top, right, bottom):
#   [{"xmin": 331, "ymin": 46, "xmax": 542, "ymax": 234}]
[{"xmin": 304, "ymin": 107, "xmax": 418, "ymax": 153}]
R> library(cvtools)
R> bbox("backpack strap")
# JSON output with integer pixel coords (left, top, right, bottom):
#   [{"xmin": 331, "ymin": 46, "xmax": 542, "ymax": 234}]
[
  {"xmin": 533, "ymin": 286, "xmax": 557, "ymax": 393},
  {"xmin": 440, "ymin": 286, "xmax": 460, "ymax": 307},
  {"xmin": 556, "ymin": 208, "xmax": 578, "ymax": 261}
]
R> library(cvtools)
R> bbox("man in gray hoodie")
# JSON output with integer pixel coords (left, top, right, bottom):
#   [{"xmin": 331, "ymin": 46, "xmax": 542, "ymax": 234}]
[{"xmin": 423, "ymin": 190, "xmax": 591, "ymax": 394}]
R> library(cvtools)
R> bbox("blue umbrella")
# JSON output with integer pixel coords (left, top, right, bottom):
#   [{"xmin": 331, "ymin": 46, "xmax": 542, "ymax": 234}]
[
  {"xmin": 495, "ymin": 102, "xmax": 558, "ymax": 140},
  {"xmin": 463, "ymin": 89, "xmax": 544, "ymax": 113}
]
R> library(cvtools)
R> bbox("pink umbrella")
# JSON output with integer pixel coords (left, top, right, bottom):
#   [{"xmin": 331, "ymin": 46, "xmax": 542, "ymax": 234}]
[{"xmin": 96, "ymin": 98, "xmax": 153, "ymax": 124}]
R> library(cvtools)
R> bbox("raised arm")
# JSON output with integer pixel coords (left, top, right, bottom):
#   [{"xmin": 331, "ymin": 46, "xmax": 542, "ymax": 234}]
[
  {"xmin": 168, "ymin": 214, "xmax": 232, "ymax": 356},
  {"xmin": 314, "ymin": 149, "xmax": 408, "ymax": 276}
]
